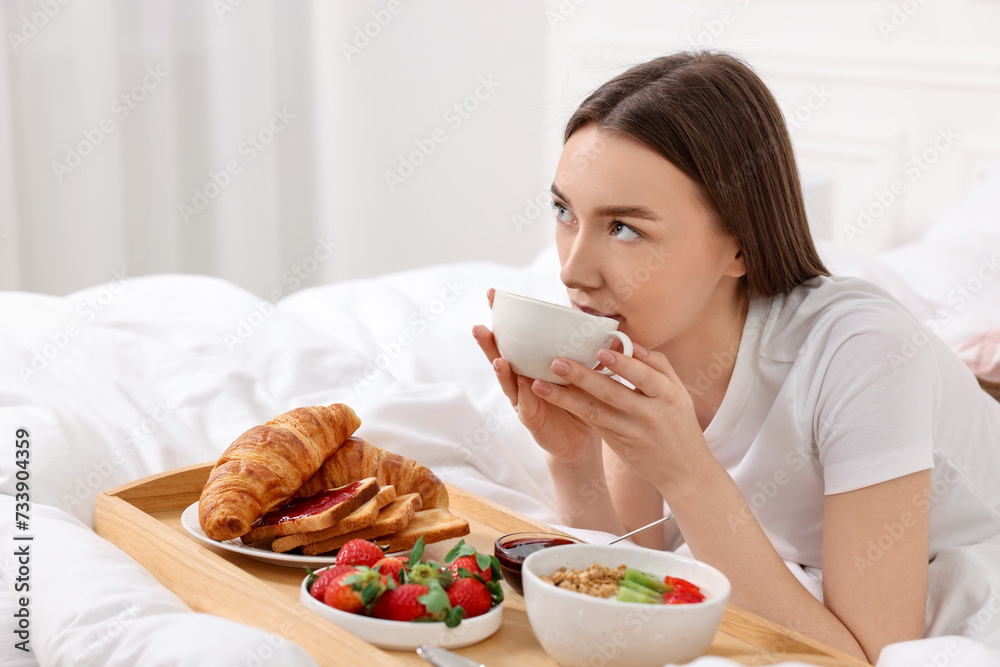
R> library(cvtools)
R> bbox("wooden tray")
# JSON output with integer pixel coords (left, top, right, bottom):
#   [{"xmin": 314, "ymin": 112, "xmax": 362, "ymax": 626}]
[{"xmin": 94, "ymin": 463, "xmax": 870, "ymax": 666}]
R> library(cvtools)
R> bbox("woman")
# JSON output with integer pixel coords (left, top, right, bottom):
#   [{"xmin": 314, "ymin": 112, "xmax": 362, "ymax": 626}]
[{"xmin": 473, "ymin": 51, "xmax": 1000, "ymax": 663}]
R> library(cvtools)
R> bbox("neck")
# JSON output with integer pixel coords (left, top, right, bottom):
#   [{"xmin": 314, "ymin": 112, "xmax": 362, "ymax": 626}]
[{"xmin": 657, "ymin": 286, "xmax": 749, "ymax": 431}]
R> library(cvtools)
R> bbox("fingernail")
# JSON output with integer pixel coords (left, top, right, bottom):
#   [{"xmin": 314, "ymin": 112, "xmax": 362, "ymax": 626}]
[
  {"xmin": 597, "ymin": 349, "xmax": 615, "ymax": 365},
  {"xmin": 532, "ymin": 379, "xmax": 551, "ymax": 395},
  {"xmin": 472, "ymin": 326, "xmax": 479, "ymax": 339},
  {"xmin": 517, "ymin": 376, "xmax": 525, "ymax": 387},
  {"xmin": 493, "ymin": 358, "xmax": 501, "ymax": 372},
  {"xmin": 634, "ymin": 344, "xmax": 649, "ymax": 358},
  {"xmin": 551, "ymin": 359, "xmax": 571, "ymax": 376}
]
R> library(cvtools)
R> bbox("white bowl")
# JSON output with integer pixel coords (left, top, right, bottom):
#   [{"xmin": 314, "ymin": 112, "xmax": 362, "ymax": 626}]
[
  {"xmin": 299, "ymin": 568, "xmax": 503, "ymax": 651},
  {"xmin": 522, "ymin": 544, "xmax": 730, "ymax": 667}
]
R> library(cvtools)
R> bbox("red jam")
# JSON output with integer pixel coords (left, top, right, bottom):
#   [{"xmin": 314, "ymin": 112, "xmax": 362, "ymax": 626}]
[
  {"xmin": 495, "ymin": 536, "xmax": 577, "ymax": 594},
  {"xmin": 257, "ymin": 481, "xmax": 363, "ymax": 526}
]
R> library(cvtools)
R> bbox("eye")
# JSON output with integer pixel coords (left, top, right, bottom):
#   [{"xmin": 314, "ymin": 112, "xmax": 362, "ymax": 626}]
[
  {"xmin": 610, "ymin": 221, "xmax": 641, "ymax": 241},
  {"xmin": 551, "ymin": 201, "xmax": 574, "ymax": 224}
]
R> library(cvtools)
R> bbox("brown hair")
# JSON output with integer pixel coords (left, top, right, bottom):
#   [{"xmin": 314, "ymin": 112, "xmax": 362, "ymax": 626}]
[
  {"xmin": 980, "ymin": 377, "xmax": 1000, "ymax": 401},
  {"xmin": 564, "ymin": 51, "xmax": 829, "ymax": 299}
]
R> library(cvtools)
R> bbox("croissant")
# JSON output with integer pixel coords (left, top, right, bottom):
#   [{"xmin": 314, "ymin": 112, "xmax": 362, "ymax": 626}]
[
  {"xmin": 199, "ymin": 403, "xmax": 361, "ymax": 540},
  {"xmin": 297, "ymin": 436, "xmax": 449, "ymax": 511}
]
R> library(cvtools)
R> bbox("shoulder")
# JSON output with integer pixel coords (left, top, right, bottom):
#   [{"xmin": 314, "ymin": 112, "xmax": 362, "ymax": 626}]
[{"xmin": 754, "ymin": 275, "xmax": 927, "ymax": 365}]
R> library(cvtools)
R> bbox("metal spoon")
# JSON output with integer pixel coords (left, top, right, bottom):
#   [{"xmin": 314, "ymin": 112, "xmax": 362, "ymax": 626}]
[{"xmin": 607, "ymin": 514, "xmax": 675, "ymax": 545}]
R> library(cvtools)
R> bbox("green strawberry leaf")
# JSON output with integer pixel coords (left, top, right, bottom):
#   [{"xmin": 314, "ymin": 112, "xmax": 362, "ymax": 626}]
[
  {"xmin": 444, "ymin": 539, "xmax": 477, "ymax": 563},
  {"xmin": 475, "ymin": 552, "xmax": 491, "ymax": 571},
  {"xmin": 488, "ymin": 555, "xmax": 503, "ymax": 582},
  {"xmin": 418, "ymin": 580, "xmax": 452, "ymax": 617},
  {"xmin": 486, "ymin": 579, "xmax": 504, "ymax": 605},
  {"xmin": 444, "ymin": 605, "xmax": 465, "ymax": 628},
  {"xmin": 304, "ymin": 566, "xmax": 318, "ymax": 591},
  {"xmin": 410, "ymin": 535, "xmax": 426, "ymax": 564},
  {"xmin": 360, "ymin": 580, "xmax": 381, "ymax": 605}
]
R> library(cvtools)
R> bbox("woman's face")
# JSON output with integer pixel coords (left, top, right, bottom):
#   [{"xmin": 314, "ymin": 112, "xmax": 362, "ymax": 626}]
[{"xmin": 552, "ymin": 124, "xmax": 746, "ymax": 351}]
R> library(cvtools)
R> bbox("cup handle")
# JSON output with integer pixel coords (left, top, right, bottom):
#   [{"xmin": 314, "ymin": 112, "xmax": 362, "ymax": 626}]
[{"xmin": 597, "ymin": 331, "xmax": 633, "ymax": 376}]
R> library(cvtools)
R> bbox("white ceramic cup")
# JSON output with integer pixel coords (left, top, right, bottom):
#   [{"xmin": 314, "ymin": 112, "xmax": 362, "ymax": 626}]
[{"xmin": 491, "ymin": 290, "xmax": 633, "ymax": 385}]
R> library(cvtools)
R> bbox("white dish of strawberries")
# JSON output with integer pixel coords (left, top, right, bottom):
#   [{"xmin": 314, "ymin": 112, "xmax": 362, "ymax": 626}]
[{"xmin": 299, "ymin": 536, "xmax": 504, "ymax": 650}]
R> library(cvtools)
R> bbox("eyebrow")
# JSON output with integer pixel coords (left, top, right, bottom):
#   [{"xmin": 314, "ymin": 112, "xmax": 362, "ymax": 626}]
[{"xmin": 550, "ymin": 183, "xmax": 660, "ymax": 221}]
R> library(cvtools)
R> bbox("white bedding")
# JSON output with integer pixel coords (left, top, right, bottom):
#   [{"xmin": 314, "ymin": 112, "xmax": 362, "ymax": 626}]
[{"xmin": 2, "ymin": 166, "xmax": 1000, "ymax": 666}]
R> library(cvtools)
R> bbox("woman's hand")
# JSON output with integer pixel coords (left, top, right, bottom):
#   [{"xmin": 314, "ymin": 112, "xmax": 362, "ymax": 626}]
[
  {"xmin": 529, "ymin": 344, "xmax": 718, "ymax": 495},
  {"xmin": 472, "ymin": 288, "xmax": 602, "ymax": 467}
]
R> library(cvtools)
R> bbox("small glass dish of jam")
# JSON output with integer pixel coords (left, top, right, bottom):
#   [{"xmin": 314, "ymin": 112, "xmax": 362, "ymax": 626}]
[{"xmin": 494, "ymin": 531, "xmax": 584, "ymax": 595}]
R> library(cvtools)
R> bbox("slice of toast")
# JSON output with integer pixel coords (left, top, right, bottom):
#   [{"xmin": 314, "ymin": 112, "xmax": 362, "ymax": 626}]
[
  {"xmin": 301, "ymin": 507, "xmax": 468, "ymax": 556},
  {"xmin": 301, "ymin": 492, "xmax": 424, "ymax": 556},
  {"xmin": 271, "ymin": 485, "xmax": 398, "ymax": 553},
  {"xmin": 240, "ymin": 477, "xmax": 379, "ymax": 544},
  {"xmin": 374, "ymin": 508, "xmax": 469, "ymax": 553}
]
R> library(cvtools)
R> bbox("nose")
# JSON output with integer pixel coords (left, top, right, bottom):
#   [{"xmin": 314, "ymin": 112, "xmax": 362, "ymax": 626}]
[{"xmin": 559, "ymin": 228, "xmax": 603, "ymax": 292}]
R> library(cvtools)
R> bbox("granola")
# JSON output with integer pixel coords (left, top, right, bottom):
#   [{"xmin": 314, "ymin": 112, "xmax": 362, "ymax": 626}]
[{"xmin": 539, "ymin": 563, "xmax": 628, "ymax": 598}]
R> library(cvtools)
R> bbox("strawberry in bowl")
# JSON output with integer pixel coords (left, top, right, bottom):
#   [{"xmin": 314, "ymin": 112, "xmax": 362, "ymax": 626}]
[{"xmin": 299, "ymin": 537, "xmax": 504, "ymax": 650}]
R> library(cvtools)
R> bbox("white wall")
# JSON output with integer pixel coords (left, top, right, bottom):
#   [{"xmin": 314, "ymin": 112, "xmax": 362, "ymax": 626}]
[
  {"xmin": 541, "ymin": 0, "xmax": 1000, "ymax": 255},
  {"xmin": 2, "ymin": 0, "xmax": 998, "ymax": 296}
]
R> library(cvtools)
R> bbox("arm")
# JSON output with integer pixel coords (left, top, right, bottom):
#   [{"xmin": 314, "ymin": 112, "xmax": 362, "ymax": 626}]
[
  {"xmin": 602, "ymin": 443, "xmax": 681, "ymax": 550},
  {"xmin": 531, "ymin": 346, "xmax": 928, "ymax": 663},
  {"xmin": 822, "ymin": 469, "xmax": 930, "ymax": 661}
]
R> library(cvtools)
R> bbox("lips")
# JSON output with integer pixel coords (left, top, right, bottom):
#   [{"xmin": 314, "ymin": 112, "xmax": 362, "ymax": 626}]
[{"xmin": 572, "ymin": 301, "xmax": 623, "ymax": 322}]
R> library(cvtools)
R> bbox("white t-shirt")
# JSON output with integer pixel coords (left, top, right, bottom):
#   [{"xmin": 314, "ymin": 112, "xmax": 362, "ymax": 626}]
[{"xmin": 707, "ymin": 275, "xmax": 1000, "ymax": 642}]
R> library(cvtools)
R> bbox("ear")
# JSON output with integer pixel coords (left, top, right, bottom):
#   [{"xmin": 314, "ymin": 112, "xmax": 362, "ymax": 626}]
[{"xmin": 723, "ymin": 247, "xmax": 747, "ymax": 279}]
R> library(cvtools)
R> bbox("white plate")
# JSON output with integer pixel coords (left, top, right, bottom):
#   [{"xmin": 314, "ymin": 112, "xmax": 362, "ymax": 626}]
[
  {"xmin": 299, "ymin": 567, "xmax": 503, "ymax": 650},
  {"xmin": 180, "ymin": 502, "xmax": 407, "ymax": 569}
]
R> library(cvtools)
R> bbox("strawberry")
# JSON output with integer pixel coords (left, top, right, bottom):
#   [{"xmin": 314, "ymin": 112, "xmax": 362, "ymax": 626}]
[
  {"xmin": 373, "ymin": 583, "xmax": 434, "ymax": 621},
  {"xmin": 446, "ymin": 555, "xmax": 492, "ymax": 583},
  {"xmin": 323, "ymin": 566, "xmax": 387, "ymax": 614},
  {"xmin": 310, "ymin": 564, "xmax": 356, "ymax": 601},
  {"xmin": 446, "ymin": 577, "xmax": 492, "ymax": 619},
  {"xmin": 336, "ymin": 539, "xmax": 385, "ymax": 568},
  {"xmin": 374, "ymin": 556, "xmax": 408, "ymax": 583},
  {"xmin": 663, "ymin": 576, "xmax": 705, "ymax": 604},
  {"xmin": 443, "ymin": 539, "xmax": 502, "ymax": 584}
]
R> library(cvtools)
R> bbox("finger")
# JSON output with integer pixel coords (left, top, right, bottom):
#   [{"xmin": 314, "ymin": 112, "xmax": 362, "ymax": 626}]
[
  {"xmin": 530, "ymin": 371, "xmax": 625, "ymax": 430},
  {"xmin": 632, "ymin": 346, "xmax": 687, "ymax": 391},
  {"xmin": 487, "ymin": 287, "xmax": 495, "ymax": 309},
  {"xmin": 472, "ymin": 324, "xmax": 500, "ymax": 363},
  {"xmin": 593, "ymin": 347, "xmax": 670, "ymax": 399},
  {"xmin": 493, "ymin": 356, "xmax": 521, "ymax": 407}
]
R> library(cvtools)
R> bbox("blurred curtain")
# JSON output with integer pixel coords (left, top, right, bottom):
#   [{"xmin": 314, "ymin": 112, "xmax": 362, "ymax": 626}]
[{"xmin": 0, "ymin": 0, "xmax": 340, "ymax": 296}]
